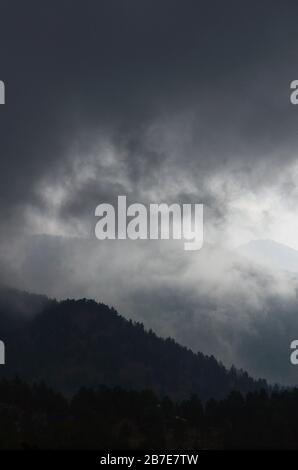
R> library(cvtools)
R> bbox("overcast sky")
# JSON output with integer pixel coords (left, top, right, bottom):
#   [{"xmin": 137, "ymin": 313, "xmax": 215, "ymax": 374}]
[
  {"xmin": 1, "ymin": 0, "xmax": 298, "ymax": 246},
  {"xmin": 1, "ymin": 1, "xmax": 298, "ymax": 385}
]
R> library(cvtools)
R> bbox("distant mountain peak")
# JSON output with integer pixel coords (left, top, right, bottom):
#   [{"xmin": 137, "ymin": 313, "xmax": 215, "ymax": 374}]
[{"xmin": 238, "ymin": 239, "xmax": 298, "ymax": 273}]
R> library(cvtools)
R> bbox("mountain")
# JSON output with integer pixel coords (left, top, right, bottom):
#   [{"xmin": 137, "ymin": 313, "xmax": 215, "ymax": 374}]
[
  {"xmin": 0, "ymin": 287, "xmax": 268, "ymax": 401},
  {"xmin": 3, "ymin": 235, "xmax": 298, "ymax": 387},
  {"xmin": 238, "ymin": 239, "xmax": 298, "ymax": 273}
]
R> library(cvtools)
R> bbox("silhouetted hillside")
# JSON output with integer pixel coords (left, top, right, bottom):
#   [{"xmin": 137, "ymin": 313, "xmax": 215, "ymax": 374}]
[{"xmin": 0, "ymin": 287, "xmax": 268, "ymax": 401}]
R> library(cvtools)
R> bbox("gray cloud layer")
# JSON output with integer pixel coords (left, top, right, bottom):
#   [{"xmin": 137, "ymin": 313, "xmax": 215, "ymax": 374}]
[{"xmin": 1, "ymin": 0, "xmax": 298, "ymax": 229}]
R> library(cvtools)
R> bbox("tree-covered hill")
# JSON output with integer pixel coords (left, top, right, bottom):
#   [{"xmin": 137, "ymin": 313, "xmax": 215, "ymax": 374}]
[{"xmin": 0, "ymin": 287, "xmax": 268, "ymax": 400}]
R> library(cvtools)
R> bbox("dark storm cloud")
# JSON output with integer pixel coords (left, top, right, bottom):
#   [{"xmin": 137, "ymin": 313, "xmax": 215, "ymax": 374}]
[{"xmin": 1, "ymin": 0, "xmax": 298, "ymax": 233}]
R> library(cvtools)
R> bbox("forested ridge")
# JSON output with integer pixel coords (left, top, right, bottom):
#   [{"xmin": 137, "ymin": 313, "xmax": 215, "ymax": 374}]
[{"xmin": 0, "ymin": 288, "xmax": 268, "ymax": 401}]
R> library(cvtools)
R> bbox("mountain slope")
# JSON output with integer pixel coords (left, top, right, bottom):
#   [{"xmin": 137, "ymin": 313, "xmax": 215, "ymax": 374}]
[
  {"xmin": 238, "ymin": 239, "xmax": 298, "ymax": 273},
  {"xmin": 0, "ymin": 287, "xmax": 268, "ymax": 400}
]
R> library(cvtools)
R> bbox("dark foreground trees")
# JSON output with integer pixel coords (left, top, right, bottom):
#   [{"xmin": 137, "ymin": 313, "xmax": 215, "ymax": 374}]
[{"xmin": 0, "ymin": 378, "xmax": 297, "ymax": 450}]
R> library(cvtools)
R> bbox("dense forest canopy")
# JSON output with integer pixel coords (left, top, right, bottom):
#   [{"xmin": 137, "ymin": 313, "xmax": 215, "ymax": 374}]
[{"xmin": 0, "ymin": 378, "xmax": 296, "ymax": 450}]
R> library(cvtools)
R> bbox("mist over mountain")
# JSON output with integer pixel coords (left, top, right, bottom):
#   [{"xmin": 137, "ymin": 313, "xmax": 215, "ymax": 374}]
[
  {"xmin": 1, "ymin": 234, "xmax": 298, "ymax": 388},
  {"xmin": 2, "ymin": 0, "xmax": 298, "ymax": 452},
  {"xmin": 239, "ymin": 239, "xmax": 298, "ymax": 274},
  {"xmin": 0, "ymin": 287, "xmax": 268, "ymax": 401},
  {"xmin": 1, "ymin": 0, "xmax": 298, "ymax": 415}
]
